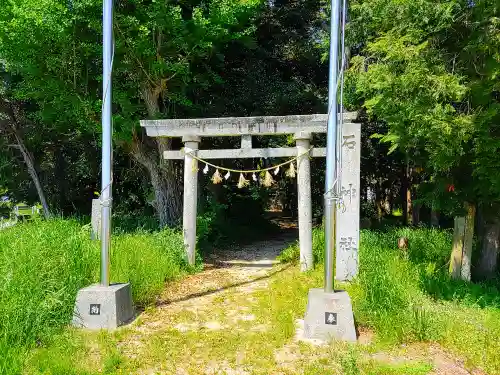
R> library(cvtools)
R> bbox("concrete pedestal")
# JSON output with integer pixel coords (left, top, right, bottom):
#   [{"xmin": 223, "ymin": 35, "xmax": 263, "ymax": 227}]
[
  {"xmin": 303, "ymin": 288, "xmax": 356, "ymax": 342},
  {"xmin": 72, "ymin": 283, "xmax": 134, "ymax": 329}
]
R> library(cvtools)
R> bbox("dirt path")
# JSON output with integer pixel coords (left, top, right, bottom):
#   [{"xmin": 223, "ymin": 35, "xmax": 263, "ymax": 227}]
[{"xmin": 136, "ymin": 231, "xmax": 298, "ymax": 333}]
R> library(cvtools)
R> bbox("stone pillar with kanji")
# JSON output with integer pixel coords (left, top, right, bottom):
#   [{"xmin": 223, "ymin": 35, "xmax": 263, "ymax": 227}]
[{"xmin": 335, "ymin": 122, "xmax": 361, "ymax": 281}]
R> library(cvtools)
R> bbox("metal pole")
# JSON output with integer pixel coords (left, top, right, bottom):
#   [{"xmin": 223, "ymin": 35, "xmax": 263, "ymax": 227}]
[
  {"xmin": 324, "ymin": 0, "xmax": 341, "ymax": 293},
  {"xmin": 100, "ymin": 0, "xmax": 113, "ymax": 287}
]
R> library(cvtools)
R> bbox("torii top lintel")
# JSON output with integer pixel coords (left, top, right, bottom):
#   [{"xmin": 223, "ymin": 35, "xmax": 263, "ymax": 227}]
[{"xmin": 140, "ymin": 112, "xmax": 357, "ymax": 138}]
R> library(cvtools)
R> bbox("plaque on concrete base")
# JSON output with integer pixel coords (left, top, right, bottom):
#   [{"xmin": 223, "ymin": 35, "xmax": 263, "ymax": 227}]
[
  {"xmin": 303, "ymin": 288, "xmax": 356, "ymax": 342},
  {"xmin": 72, "ymin": 283, "xmax": 134, "ymax": 329}
]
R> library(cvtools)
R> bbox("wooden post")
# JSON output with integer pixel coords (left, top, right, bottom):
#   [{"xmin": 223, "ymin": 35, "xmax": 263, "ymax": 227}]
[
  {"xmin": 462, "ymin": 202, "xmax": 476, "ymax": 281},
  {"xmin": 182, "ymin": 136, "xmax": 200, "ymax": 266},
  {"xmin": 295, "ymin": 132, "xmax": 313, "ymax": 272},
  {"xmin": 449, "ymin": 216, "xmax": 466, "ymax": 279},
  {"xmin": 449, "ymin": 202, "xmax": 476, "ymax": 281}
]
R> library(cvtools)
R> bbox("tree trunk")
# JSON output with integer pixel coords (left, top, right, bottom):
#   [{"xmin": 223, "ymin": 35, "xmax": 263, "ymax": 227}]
[
  {"xmin": 449, "ymin": 216, "xmax": 466, "ymax": 279},
  {"xmin": 131, "ymin": 139, "xmax": 182, "ymax": 227},
  {"xmin": 133, "ymin": 85, "xmax": 183, "ymax": 227},
  {"xmin": 449, "ymin": 202, "xmax": 476, "ymax": 281},
  {"xmin": 376, "ymin": 199, "xmax": 384, "ymax": 222},
  {"xmin": 462, "ymin": 202, "xmax": 476, "ymax": 281},
  {"xmin": 406, "ymin": 188, "xmax": 413, "ymax": 225},
  {"xmin": 401, "ymin": 157, "xmax": 413, "ymax": 225},
  {"xmin": 430, "ymin": 208, "xmax": 439, "ymax": 227},
  {"xmin": 476, "ymin": 219, "xmax": 500, "ymax": 279},
  {"xmin": 12, "ymin": 127, "xmax": 51, "ymax": 219},
  {"xmin": 384, "ymin": 194, "xmax": 391, "ymax": 215},
  {"xmin": 412, "ymin": 201, "xmax": 420, "ymax": 226},
  {"xmin": 1, "ymin": 99, "xmax": 51, "ymax": 218},
  {"xmin": 401, "ymin": 163, "xmax": 408, "ymax": 225}
]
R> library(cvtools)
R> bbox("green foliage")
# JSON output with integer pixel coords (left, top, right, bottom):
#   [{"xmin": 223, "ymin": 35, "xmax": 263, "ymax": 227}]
[
  {"xmin": 278, "ymin": 227, "xmax": 500, "ymax": 372},
  {"xmin": 9, "ymin": 228, "xmax": 500, "ymax": 374},
  {"xmin": 0, "ymin": 195, "xmax": 11, "ymax": 218},
  {"xmin": 111, "ymin": 229, "xmax": 190, "ymax": 304},
  {"xmin": 0, "ymin": 218, "xmax": 189, "ymax": 374},
  {"xmin": 196, "ymin": 198, "xmax": 229, "ymax": 249},
  {"xmin": 346, "ymin": 0, "xmax": 500, "ymax": 213},
  {"xmin": 340, "ymin": 347, "xmax": 361, "ymax": 375},
  {"xmin": 352, "ymin": 230, "xmax": 440, "ymax": 343},
  {"xmin": 279, "ymin": 227, "xmax": 450, "ymax": 342},
  {"xmin": 0, "ymin": 0, "xmax": 329, "ymax": 224},
  {"xmin": 277, "ymin": 225, "xmax": 325, "ymax": 265},
  {"xmin": 196, "ymin": 190, "xmax": 281, "ymax": 251},
  {"xmin": 364, "ymin": 361, "xmax": 433, "ymax": 375}
]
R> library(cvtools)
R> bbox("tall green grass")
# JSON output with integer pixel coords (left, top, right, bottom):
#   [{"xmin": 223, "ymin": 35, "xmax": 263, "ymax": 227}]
[
  {"xmin": 279, "ymin": 226, "xmax": 500, "ymax": 372},
  {"xmin": 351, "ymin": 229, "xmax": 451, "ymax": 343},
  {"xmin": 277, "ymin": 224, "xmax": 325, "ymax": 264},
  {"xmin": 0, "ymin": 218, "xmax": 190, "ymax": 374}
]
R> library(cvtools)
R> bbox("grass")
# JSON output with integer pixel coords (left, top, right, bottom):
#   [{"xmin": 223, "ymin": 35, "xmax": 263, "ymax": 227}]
[
  {"xmin": 277, "ymin": 224, "xmax": 325, "ymax": 264},
  {"xmin": 4, "ymin": 223, "xmax": 500, "ymax": 374},
  {"xmin": 0, "ymin": 218, "xmax": 192, "ymax": 375},
  {"xmin": 280, "ymin": 226, "xmax": 500, "ymax": 373},
  {"xmin": 22, "ymin": 263, "xmax": 439, "ymax": 375}
]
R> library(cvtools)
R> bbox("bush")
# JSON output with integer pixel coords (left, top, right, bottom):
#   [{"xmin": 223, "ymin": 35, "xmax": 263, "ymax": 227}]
[
  {"xmin": 0, "ymin": 218, "xmax": 189, "ymax": 374},
  {"xmin": 197, "ymin": 194, "xmax": 280, "ymax": 251}
]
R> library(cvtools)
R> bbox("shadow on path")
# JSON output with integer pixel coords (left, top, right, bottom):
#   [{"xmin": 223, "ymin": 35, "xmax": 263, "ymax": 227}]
[{"xmin": 156, "ymin": 264, "xmax": 291, "ymax": 307}]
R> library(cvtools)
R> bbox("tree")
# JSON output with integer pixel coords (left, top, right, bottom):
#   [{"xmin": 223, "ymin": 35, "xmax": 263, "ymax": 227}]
[
  {"xmin": 0, "ymin": 0, "xmax": 261, "ymax": 226},
  {"xmin": 0, "ymin": 71, "xmax": 51, "ymax": 218},
  {"xmin": 345, "ymin": 0, "xmax": 500, "ymax": 276}
]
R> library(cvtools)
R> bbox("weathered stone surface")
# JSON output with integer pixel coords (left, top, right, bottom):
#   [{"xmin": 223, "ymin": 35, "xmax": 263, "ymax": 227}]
[
  {"xmin": 303, "ymin": 288, "xmax": 356, "ymax": 342},
  {"xmin": 91, "ymin": 198, "xmax": 101, "ymax": 240},
  {"xmin": 141, "ymin": 112, "xmax": 357, "ymax": 137},
  {"xmin": 336, "ymin": 122, "xmax": 361, "ymax": 281},
  {"xmin": 182, "ymin": 137, "xmax": 200, "ymax": 266},
  {"xmin": 145, "ymin": 112, "xmax": 362, "ymax": 280},
  {"xmin": 163, "ymin": 147, "xmax": 327, "ymax": 160},
  {"xmin": 295, "ymin": 133, "xmax": 313, "ymax": 271},
  {"xmin": 72, "ymin": 283, "xmax": 134, "ymax": 329}
]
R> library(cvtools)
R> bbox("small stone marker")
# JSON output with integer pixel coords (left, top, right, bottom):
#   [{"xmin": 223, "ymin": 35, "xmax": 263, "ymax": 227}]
[
  {"xmin": 72, "ymin": 283, "xmax": 134, "ymax": 329},
  {"xmin": 336, "ymin": 122, "xmax": 361, "ymax": 281},
  {"xmin": 91, "ymin": 198, "xmax": 101, "ymax": 240},
  {"xmin": 303, "ymin": 289, "xmax": 356, "ymax": 342}
]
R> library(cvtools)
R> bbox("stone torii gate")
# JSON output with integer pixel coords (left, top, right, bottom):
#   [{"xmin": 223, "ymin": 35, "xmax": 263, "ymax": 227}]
[{"xmin": 141, "ymin": 112, "xmax": 360, "ymax": 277}]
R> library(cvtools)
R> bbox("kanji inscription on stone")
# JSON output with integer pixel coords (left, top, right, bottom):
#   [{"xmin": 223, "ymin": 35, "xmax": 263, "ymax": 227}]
[
  {"xmin": 89, "ymin": 304, "xmax": 101, "ymax": 316},
  {"xmin": 325, "ymin": 312, "xmax": 338, "ymax": 325},
  {"xmin": 342, "ymin": 134, "xmax": 356, "ymax": 149},
  {"xmin": 336, "ymin": 122, "xmax": 361, "ymax": 281},
  {"xmin": 341, "ymin": 184, "xmax": 357, "ymax": 204}
]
